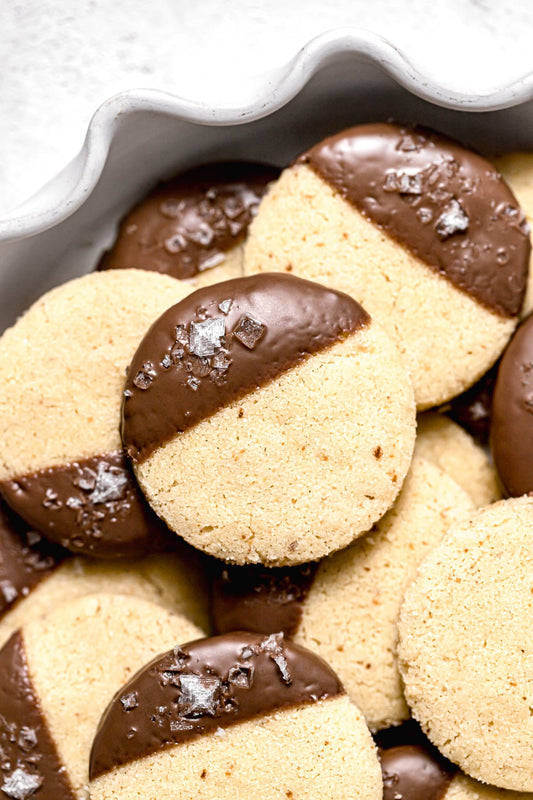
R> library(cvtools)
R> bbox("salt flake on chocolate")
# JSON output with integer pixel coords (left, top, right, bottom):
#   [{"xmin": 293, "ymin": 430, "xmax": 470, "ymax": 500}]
[
  {"xmin": 89, "ymin": 462, "xmax": 129, "ymax": 504},
  {"xmin": 435, "ymin": 198, "xmax": 469, "ymax": 240},
  {"xmin": 2, "ymin": 768, "xmax": 42, "ymax": 800},
  {"xmin": 218, "ymin": 298, "xmax": 232, "ymax": 314},
  {"xmin": 189, "ymin": 317, "xmax": 226, "ymax": 357},
  {"xmin": 178, "ymin": 674, "xmax": 221, "ymax": 717},
  {"xmin": 0, "ymin": 581, "xmax": 18, "ymax": 604},
  {"xmin": 233, "ymin": 314, "xmax": 265, "ymax": 349},
  {"xmin": 383, "ymin": 168, "xmax": 423, "ymax": 195},
  {"xmin": 120, "ymin": 691, "xmax": 139, "ymax": 711},
  {"xmin": 260, "ymin": 633, "xmax": 292, "ymax": 685}
]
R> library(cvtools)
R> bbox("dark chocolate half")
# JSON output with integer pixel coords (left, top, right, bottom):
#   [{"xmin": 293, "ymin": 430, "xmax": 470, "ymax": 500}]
[
  {"xmin": 298, "ymin": 123, "xmax": 530, "ymax": 317},
  {"xmin": 491, "ymin": 313, "xmax": 533, "ymax": 495},
  {"xmin": 210, "ymin": 562, "xmax": 318, "ymax": 638},
  {"xmin": 0, "ymin": 452, "xmax": 172, "ymax": 559},
  {"xmin": 98, "ymin": 162, "xmax": 278, "ymax": 279},
  {"xmin": 376, "ymin": 721, "xmax": 457, "ymax": 800},
  {"xmin": 122, "ymin": 273, "xmax": 370, "ymax": 462},
  {"xmin": 0, "ymin": 631, "xmax": 76, "ymax": 799},
  {"xmin": 0, "ymin": 502, "xmax": 67, "ymax": 620},
  {"xmin": 90, "ymin": 631, "xmax": 344, "ymax": 778}
]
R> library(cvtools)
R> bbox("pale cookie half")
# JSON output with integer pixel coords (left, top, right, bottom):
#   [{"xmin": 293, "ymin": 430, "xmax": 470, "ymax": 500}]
[
  {"xmin": 0, "ymin": 593, "xmax": 202, "ymax": 800},
  {"xmin": 398, "ymin": 497, "xmax": 533, "ymax": 792},
  {"xmin": 244, "ymin": 123, "xmax": 530, "ymax": 408},
  {"xmin": 89, "ymin": 632, "xmax": 382, "ymax": 800},
  {"xmin": 122, "ymin": 273, "xmax": 416, "ymax": 565},
  {"xmin": 0, "ymin": 270, "xmax": 191, "ymax": 557},
  {"xmin": 210, "ymin": 456, "xmax": 473, "ymax": 730},
  {"xmin": 493, "ymin": 153, "xmax": 533, "ymax": 317},
  {"xmin": 99, "ymin": 161, "xmax": 278, "ymax": 287},
  {"xmin": 415, "ymin": 413, "xmax": 500, "ymax": 507}
]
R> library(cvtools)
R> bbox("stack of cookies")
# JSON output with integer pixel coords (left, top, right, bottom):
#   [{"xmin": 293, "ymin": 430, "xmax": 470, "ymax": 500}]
[{"xmin": 0, "ymin": 124, "xmax": 531, "ymax": 800}]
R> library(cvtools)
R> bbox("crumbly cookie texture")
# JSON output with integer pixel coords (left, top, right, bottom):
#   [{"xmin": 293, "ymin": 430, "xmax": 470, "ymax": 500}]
[
  {"xmin": 415, "ymin": 412, "xmax": 500, "ymax": 507},
  {"xmin": 134, "ymin": 319, "xmax": 415, "ymax": 566},
  {"xmin": 19, "ymin": 593, "xmax": 202, "ymax": 799},
  {"xmin": 295, "ymin": 455, "xmax": 473, "ymax": 730},
  {"xmin": 398, "ymin": 497, "xmax": 533, "ymax": 792},
  {"xmin": 445, "ymin": 772, "xmax": 533, "ymax": 800},
  {"xmin": 494, "ymin": 153, "xmax": 533, "ymax": 318},
  {"xmin": 244, "ymin": 127, "xmax": 528, "ymax": 409},
  {"xmin": 0, "ymin": 547, "xmax": 210, "ymax": 648}
]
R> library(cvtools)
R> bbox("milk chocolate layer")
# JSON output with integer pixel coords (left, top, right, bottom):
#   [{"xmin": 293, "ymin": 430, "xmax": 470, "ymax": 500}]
[
  {"xmin": 0, "ymin": 452, "xmax": 172, "ymax": 558},
  {"xmin": 210, "ymin": 562, "xmax": 317, "ymax": 637},
  {"xmin": 0, "ymin": 502, "xmax": 67, "ymax": 620},
  {"xmin": 376, "ymin": 721, "xmax": 456, "ymax": 800},
  {"xmin": 90, "ymin": 631, "xmax": 344, "ymax": 778},
  {"xmin": 491, "ymin": 313, "xmax": 533, "ymax": 495},
  {"xmin": 99, "ymin": 162, "xmax": 278, "ymax": 278},
  {"xmin": 0, "ymin": 631, "xmax": 76, "ymax": 799},
  {"xmin": 122, "ymin": 272, "xmax": 370, "ymax": 462},
  {"xmin": 299, "ymin": 123, "xmax": 530, "ymax": 317}
]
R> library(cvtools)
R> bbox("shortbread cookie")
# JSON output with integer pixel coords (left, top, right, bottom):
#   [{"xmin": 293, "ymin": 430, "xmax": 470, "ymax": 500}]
[
  {"xmin": 0, "ymin": 270, "xmax": 191, "ymax": 557},
  {"xmin": 398, "ymin": 497, "xmax": 533, "ymax": 792},
  {"xmin": 0, "ymin": 593, "xmax": 202, "ymax": 799},
  {"xmin": 122, "ymin": 272, "xmax": 416, "ymax": 565},
  {"xmin": 494, "ymin": 153, "xmax": 533, "ymax": 317},
  {"xmin": 244, "ymin": 123, "xmax": 530, "ymax": 408},
  {"xmin": 210, "ymin": 456, "xmax": 473, "ymax": 730},
  {"xmin": 0, "ymin": 540, "xmax": 210, "ymax": 647},
  {"xmin": 89, "ymin": 631, "xmax": 382, "ymax": 800},
  {"xmin": 99, "ymin": 162, "xmax": 278, "ymax": 286},
  {"xmin": 415, "ymin": 413, "xmax": 500, "ymax": 507},
  {"xmin": 491, "ymin": 313, "xmax": 533, "ymax": 496}
]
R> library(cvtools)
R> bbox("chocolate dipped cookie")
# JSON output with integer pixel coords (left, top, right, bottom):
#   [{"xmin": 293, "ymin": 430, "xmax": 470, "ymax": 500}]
[
  {"xmin": 99, "ymin": 161, "xmax": 278, "ymax": 285},
  {"xmin": 0, "ymin": 270, "xmax": 191, "ymax": 557},
  {"xmin": 398, "ymin": 497, "xmax": 533, "ymax": 792},
  {"xmin": 211, "ymin": 455, "xmax": 473, "ymax": 730},
  {"xmin": 0, "ymin": 592, "xmax": 203, "ymax": 799},
  {"xmin": 89, "ymin": 632, "xmax": 382, "ymax": 800},
  {"xmin": 121, "ymin": 272, "xmax": 416, "ymax": 565},
  {"xmin": 244, "ymin": 123, "xmax": 530, "ymax": 408}
]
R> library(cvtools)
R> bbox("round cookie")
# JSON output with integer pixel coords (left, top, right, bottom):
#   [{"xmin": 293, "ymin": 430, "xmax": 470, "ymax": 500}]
[
  {"xmin": 0, "ymin": 540, "xmax": 210, "ymax": 648},
  {"xmin": 89, "ymin": 631, "xmax": 382, "ymax": 800},
  {"xmin": 99, "ymin": 161, "xmax": 278, "ymax": 286},
  {"xmin": 121, "ymin": 272, "xmax": 416, "ymax": 566},
  {"xmin": 210, "ymin": 455, "xmax": 474, "ymax": 731},
  {"xmin": 415, "ymin": 412, "xmax": 500, "ymax": 507},
  {"xmin": 244, "ymin": 123, "xmax": 530, "ymax": 408},
  {"xmin": 398, "ymin": 497, "xmax": 533, "ymax": 792},
  {"xmin": 493, "ymin": 153, "xmax": 533, "ymax": 317},
  {"xmin": 0, "ymin": 592, "xmax": 202, "ymax": 800},
  {"xmin": 0, "ymin": 270, "xmax": 192, "ymax": 557},
  {"xmin": 491, "ymin": 313, "xmax": 533, "ymax": 496}
]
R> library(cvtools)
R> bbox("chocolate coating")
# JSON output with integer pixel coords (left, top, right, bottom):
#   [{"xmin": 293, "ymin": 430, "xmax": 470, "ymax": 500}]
[
  {"xmin": 0, "ymin": 502, "xmax": 67, "ymax": 620},
  {"xmin": 379, "ymin": 745, "xmax": 455, "ymax": 800},
  {"xmin": 376, "ymin": 722, "xmax": 456, "ymax": 800},
  {"xmin": 210, "ymin": 562, "xmax": 317, "ymax": 637},
  {"xmin": 0, "ymin": 452, "xmax": 172, "ymax": 558},
  {"xmin": 299, "ymin": 123, "xmax": 530, "ymax": 317},
  {"xmin": 491, "ymin": 313, "xmax": 533, "ymax": 495},
  {"xmin": 122, "ymin": 273, "xmax": 370, "ymax": 462},
  {"xmin": 441, "ymin": 363, "xmax": 498, "ymax": 445},
  {"xmin": 99, "ymin": 162, "xmax": 278, "ymax": 278},
  {"xmin": 0, "ymin": 631, "xmax": 76, "ymax": 799},
  {"xmin": 90, "ymin": 631, "xmax": 344, "ymax": 778}
]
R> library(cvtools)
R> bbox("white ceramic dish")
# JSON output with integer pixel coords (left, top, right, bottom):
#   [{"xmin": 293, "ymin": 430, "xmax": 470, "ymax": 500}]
[{"xmin": 0, "ymin": 30, "xmax": 531, "ymax": 332}]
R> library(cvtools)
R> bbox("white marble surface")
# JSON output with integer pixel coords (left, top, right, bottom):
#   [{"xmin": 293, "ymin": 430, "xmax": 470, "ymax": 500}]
[{"xmin": 1, "ymin": 0, "xmax": 532, "ymax": 216}]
